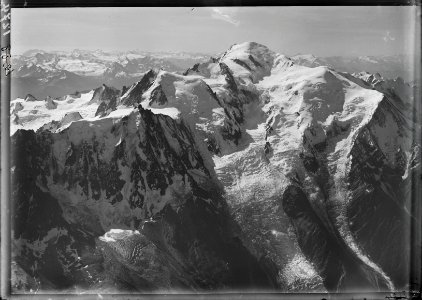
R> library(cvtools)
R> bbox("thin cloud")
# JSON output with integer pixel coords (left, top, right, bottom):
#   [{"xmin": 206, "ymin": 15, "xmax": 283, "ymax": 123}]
[
  {"xmin": 211, "ymin": 8, "xmax": 240, "ymax": 26},
  {"xmin": 383, "ymin": 31, "xmax": 396, "ymax": 42}
]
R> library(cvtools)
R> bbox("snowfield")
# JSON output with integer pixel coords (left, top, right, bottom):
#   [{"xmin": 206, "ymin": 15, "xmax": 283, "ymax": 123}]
[{"xmin": 11, "ymin": 91, "xmax": 96, "ymax": 134}]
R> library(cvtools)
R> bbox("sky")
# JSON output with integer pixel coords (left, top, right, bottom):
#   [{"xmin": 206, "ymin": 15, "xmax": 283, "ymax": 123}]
[{"xmin": 11, "ymin": 6, "xmax": 420, "ymax": 57}]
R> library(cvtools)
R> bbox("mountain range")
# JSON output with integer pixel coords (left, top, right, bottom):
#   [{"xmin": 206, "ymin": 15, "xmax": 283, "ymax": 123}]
[
  {"xmin": 11, "ymin": 49, "xmax": 210, "ymax": 100},
  {"xmin": 10, "ymin": 42, "xmax": 420, "ymax": 294},
  {"xmin": 12, "ymin": 49, "xmax": 416, "ymax": 101},
  {"xmin": 291, "ymin": 54, "xmax": 415, "ymax": 83}
]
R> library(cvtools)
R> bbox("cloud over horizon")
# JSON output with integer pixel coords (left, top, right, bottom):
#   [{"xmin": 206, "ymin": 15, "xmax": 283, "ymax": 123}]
[
  {"xmin": 210, "ymin": 8, "xmax": 240, "ymax": 26},
  {"xmin": 11, "ymin": 7, "xmax": 415, "ymax": 57}
]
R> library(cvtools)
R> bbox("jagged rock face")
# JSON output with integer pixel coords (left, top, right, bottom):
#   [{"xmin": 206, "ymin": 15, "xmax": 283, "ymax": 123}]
[
  {"xmin": 148, "ymin": 85, "xmax": 168, "ymax": 106},
  {"xmin": 280, "ymin": 185, "xmax": 390, "ymax": 291},
  {"xmin": 345, "ymin": 98, "xmax": 419, "ymax": 288},
  {"xmin": 90, "ymin": 84, "xmax": 120, "ymax": 117},
  {"xmin": 120, "ymin": 70, "xmax": 157, "ymax": 106},
  {"xmin": 183, "ymin": 57, "xmax": 219, "ymax": 78},
  {"xmin": 11, "ymin": 107, "xmax": 278, "ymax": 292},
  {"xmin": 25, "ymin": 94, "xmax": 37, "ymax": 102},
  {"xmin": 61, "ymin": 112, "xmax": 83, "ymax": 126},
  {"xmin": 45, "ymin": 97, "xmax": 57, "ymax": 110},
  {"xmin": 121, "ymin": 85, "xmax": 128, "ymax": 96},
  {"xmin": 183, "ymin": 62, "xmax": 201, "ymax": 76},
  {"xmin": 215, "ymin": 62, "xmax": 262, "ymax": 146},
  {"xmin": 11, "ymin": 102, "xmax": 24, "ymax": 114},
  {"xmin": 141, "ymin": 70, "xmax": 246, "ymax": 154},
  {"xmin": 11, "ymin": 130, "xmax": 99, "ymax": 290},
  {"xmin": 12, "ymin": 113, "xmax": 20, "ymax": 125}
]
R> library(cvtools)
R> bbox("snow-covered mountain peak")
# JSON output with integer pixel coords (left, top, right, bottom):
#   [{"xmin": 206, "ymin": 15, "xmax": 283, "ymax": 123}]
[
  {"xmin": 218, "ymin": 42, "xmax": 277, "ymax": 84},
  {"xmin": 222, "ymin": 42, "xmax": 274, "ymax": 59},
  {"xmin": 143, "ymin": 71, "xmax": 221, "ymax": 121}
]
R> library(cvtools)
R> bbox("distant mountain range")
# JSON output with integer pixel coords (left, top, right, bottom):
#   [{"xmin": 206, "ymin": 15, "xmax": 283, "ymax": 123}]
[
  {"xmin": 12, "ymin": 49, "xmax": 211, "ymax": 100},
  {"xmin": 291, "ymin": 54, "xmax": 415, "ymax": 83},
  {"xmin": 12, "ymin": 49, "xmax": 416, "ymax": 102}
]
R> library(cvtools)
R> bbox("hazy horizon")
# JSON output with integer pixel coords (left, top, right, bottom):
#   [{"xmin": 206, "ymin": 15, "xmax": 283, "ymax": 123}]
[
  {"xmin": 11, "ymin": 7, "xmax": 420, "ymax": 58},
  {"xmin": 12, "ymin": 46, "xmax": 417, "ymax": 59}
]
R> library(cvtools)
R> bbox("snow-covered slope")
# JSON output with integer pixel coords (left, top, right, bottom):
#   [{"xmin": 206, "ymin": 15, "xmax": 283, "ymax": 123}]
[
  {"xmin": 11, "ymin": 91, "xmax": 97, "ymax": 134},
  {"xmin": 11, "ymin": 42, "xmax": 420, "ymax": 293},
  {"xmin": 208, "ymin": 43, "xmax": 418, "ymax": 292},
  {"xmin": 291, "ymin": 54, "xmax": 415, "ymax": 83}
]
